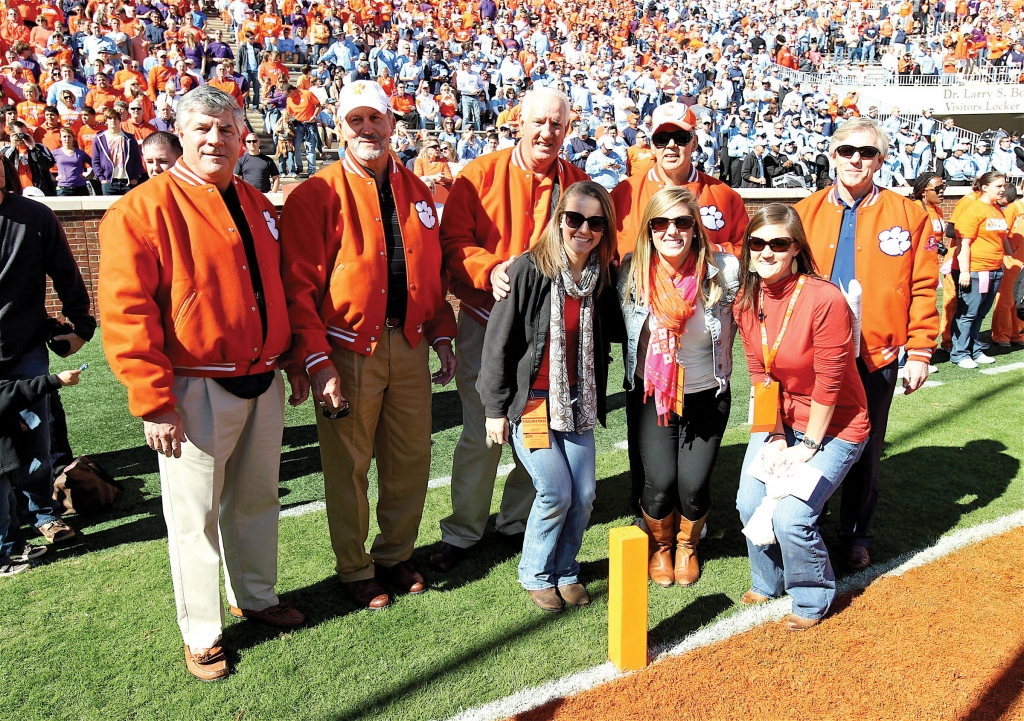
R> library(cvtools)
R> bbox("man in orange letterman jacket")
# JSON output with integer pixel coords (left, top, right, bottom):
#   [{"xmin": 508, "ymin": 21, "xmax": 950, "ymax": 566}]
[
  {"xmin": 99, "ymin": 87, "xmax": 306, "ymax": 683},
  {"xmin": 794, "ymin": 117, "xmax": 939, "ymax": 572},
  {"xmin": 280, "ymin": 81, "xmax": 458, "ymax": 611},
  {"xmin": 432, "ymin": 87, "xmax": 587, "ymax": 572}
]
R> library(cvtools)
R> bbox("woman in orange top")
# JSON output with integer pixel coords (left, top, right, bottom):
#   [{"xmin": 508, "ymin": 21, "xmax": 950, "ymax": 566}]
[
  {"xmin": 991, "ymin": 187, "xmax": 1024, "ymax": 345},
  {"xmin": 413, "ymin": 139, "xmax": 453, "ymax": 204},
  {"xmin": 951, "ymin": 171, "xmax": 1014, "ymax": 368},
  {"xmin": 16, "ymin": 83, "xmax": 46, "ymax": 129}
]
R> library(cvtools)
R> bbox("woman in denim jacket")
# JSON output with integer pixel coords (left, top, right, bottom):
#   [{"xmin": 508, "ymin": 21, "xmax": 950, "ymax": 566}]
[{"xmin": 617, "ymin": 186, "xmax": 739, "ymax": 588}]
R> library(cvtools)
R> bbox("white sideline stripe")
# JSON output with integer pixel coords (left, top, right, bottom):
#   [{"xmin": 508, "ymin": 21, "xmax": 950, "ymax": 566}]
[
  {"xmin": 428, "ymin": 463, "xmax": 517, "ymax": 489},
  {"xmin": 894, "ymin": 380, "xmax": 943, "ymax": 396},
  {"xmin": 280, "ymin": 501, "xmax": 325, "ymax": 518},
  {"xmin": 980, "ymin": 361, "xmax": 1024, "ymax": 375},
  {"xmin": 438, "ymin": 509, "xmax": 1024, "ymax": 721},
  {"xmin": 614, "ymin": 441, "xmax": 629, "ymax": 450}
]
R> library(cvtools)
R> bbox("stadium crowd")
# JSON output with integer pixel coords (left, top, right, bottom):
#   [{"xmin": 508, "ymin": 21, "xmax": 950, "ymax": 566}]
[{"xmin": 0, "ymin": 0, "xmax": 1023, "ymax": 686}]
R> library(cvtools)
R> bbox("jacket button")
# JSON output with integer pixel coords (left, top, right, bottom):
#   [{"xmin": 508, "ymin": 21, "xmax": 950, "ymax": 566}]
[
  {"xmin": 370, "ymin": 336, "xmax": 375, "ymax": 341},
  {"xmin": 251, "ymin": 307, "xmax": 256, "ymax": 311},
  {"xmin": 381, "ymin": 289, "xmax": 386, "ymax": 293},
  {"xmin": 829, "ymin": 245, "xmax": 834, "ymax": 249},
  {"xmin": 242, "ymin": 265, "xmax": 247, "ymax": 270},
  {"xmin": 229, "ymin": 228, "xmax": 235, "ymax": 232},
  {"xmin": 375, "ymin": 217, "xmax": 380, "ymax": 222},
  {"xmin": 366, "ymin": 347, "xmax": 371, "ymax": 352},
  {"xmin": 375, "ymin": 325, "xmax": 380, "ymax": 330},
  {"xmin": 380, "ymin": 251, "xmax": 385, "ymax": 255},
  {"xmin": 253, "ymin": 348, "xmax": 259, "ymax": 353},
  {"xmin": 410, "ymin": 284, "xmax": 417, "ymax": 290}
]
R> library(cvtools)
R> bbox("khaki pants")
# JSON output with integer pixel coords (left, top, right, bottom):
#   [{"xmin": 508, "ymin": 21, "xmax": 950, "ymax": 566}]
[
  {"xmin": 319, "ymin": 328, "xmax": 432, "ymax": 582},
  {"xmin": 439, "ymin": 314, "xmax": 535, "ymax": 548},
  {"xmin": 158, "ymin": 374, "xmax": 285, "ymax": 650}
]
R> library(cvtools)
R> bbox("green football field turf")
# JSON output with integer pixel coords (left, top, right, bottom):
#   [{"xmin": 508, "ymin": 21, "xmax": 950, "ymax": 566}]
[{"xmin": 2, "ymin": 318, "xmax": 1022, "ymax": 721}]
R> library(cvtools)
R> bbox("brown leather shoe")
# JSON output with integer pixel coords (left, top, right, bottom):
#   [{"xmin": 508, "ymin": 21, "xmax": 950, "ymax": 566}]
[
  {"xmin": 784, "ymin": 614, "xmax": 821, "ymax": 632},
  {"xmin": 229, "ymin": 600, "xmax": 305, "ymax": 627},
  {"xmin": 845, "ymin": 545, "xmax": 871, "ymax": 571},
  {"xmin": 642, "ymin": 508, "xmax": 676, "ymax": 587},
  {"xmin": 675, "ymin": 512, "xmax": 708, "ymax": 586},
  {"xmin": 557, "ymin": 583, "xmax": 590, "ymax": 607},
  {"xmin": 344, "ymin": 578, "xmax": 392, "ymax": 610},
  {"xmin": 429, "ymin": 541, "xmax": 466, "ymax": 573},
  {"xmin": 379, "ymin": 560, "xmax": 427, "ymax": 594},
  {"xmin": 184, "ymin": 645, "xmax": 230, "ymax": 681},
  {"xmin": 37, "ymin": 520, "xmax": 75, "ymax": 544},
  {"xmin": 740, "ymin": 589, "xmax": 770, "ymax": 605},
  {"xmin": 528, "ymin": 587, "xmax": 564, "ymax": 613}
]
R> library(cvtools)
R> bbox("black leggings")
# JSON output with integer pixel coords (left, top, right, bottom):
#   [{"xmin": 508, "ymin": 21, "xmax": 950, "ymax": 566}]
[{"xmin": 638, "ymin": 384, "xmax": 731, "ymax": 521}]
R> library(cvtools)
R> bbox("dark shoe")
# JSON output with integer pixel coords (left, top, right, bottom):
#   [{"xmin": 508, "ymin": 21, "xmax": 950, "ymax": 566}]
[
  {"xmin": 845, "ymin": 545, "xmax": 871, "ymax": 571},
  {"xmin": 0, "ymin": 558, "xmax": 31, "ymax": 577},
  {"xmin": 642, "ymin": 508, "xmax": 676, "ymax": 587},
  {"xmin": 675, "ymin": 512, "xmax": 708, "ymax": 586},
  {"xmin": 9, "ymin": 541, "xmax": 47, "ymax": 562},
  {"xmin": 557, "ymin": 583, "xmax": 590, "ymax": 607},
  {"xmin": 528, "ymin": 588, "xmax": 564, "ymax": 613},
  {"xmin": 229, "ymin": 600, "xmax": 305, "ymax": 627},
  {"xmin": 429, "ymin": 541, "xmax": 467, "ymax": 573},
  {"xmin": 740, "ymin": 589, "xmax": 770, "ymax": 605},
  {"xmin": 184, "ymin": 644, "xmax": 230, "ymax": 681},
  {"xmin": 344, "ymin": 578, "xmax": 392, "ymax": 610},
  {"xmin": 784, "ymin": 614, "xmax": 821, "ymax": 632},
  {"xmin": 379, "ymin": 560, "xmax": 427, "ymax": 594},
  {"xmin": 37, "ymin": 520, "xmax": 75, "ymax": 544}
]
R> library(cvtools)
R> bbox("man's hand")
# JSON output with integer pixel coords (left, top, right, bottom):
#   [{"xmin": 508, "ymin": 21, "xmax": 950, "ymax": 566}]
[
  {"xmin": 144, "ymin": 410, "xmax": 186, "ymax": 458},
  {"xmin": 52, "ymin": 333, "xmax": 86, "ymax": 357},
  {"xmin": 902, "ymin": 359, "xmax": 930, "ymax": 394},
  {"xmin": 310, "ymin": 364, "xmax": 345, "ymax": 411},
  {"xmin": 490, "ymin": 255, "xmax": 516, "ymax": 301},
  {"xmin": 285, "ymin": 368, "xmax": 310, "ymax": 406},
  {"xmin": 485, "ymin": 416, "xmax": 509, "ymax": 445},
  {"xmin": 432, "ymin": 343, "xmax": 457, "ymax": 385},
  {"xmin": 56, "ymin": 368, "xmax": 81, "ymax": 386}
]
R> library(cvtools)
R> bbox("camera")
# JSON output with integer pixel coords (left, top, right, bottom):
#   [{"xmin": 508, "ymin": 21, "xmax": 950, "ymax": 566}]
[
  {"xmin": 936, "ymin": 241, "xmax": 949, "ymax": 257},
  {"xmin": 12, "ymin": 132, "xmax": 28, "ymax": 141}
]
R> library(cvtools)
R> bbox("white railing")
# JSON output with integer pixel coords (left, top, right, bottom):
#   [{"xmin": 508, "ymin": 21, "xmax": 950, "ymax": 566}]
[{"xmin": 772, "ymin": 61, "xmax": 1023, "ymax": 87}]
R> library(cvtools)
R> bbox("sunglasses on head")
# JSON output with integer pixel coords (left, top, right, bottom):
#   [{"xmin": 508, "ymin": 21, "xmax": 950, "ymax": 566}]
[
  {"xmin": 562, "ymin": 210, "xmax": 608, "ymax": 233},
  {"xmin": 649, "ymin": 215, "xmax": 696, "ymax": 233},
  {"xmin": 651, "ymin": 129, "xmax": 693, "ymax": 148},
  {"xmin": 748, "ymin": 236, "xmax": 796, "ymax": 252},
  {"xmin": 835, "ymin": 144, "xmax": 882, "ymax": 159}
]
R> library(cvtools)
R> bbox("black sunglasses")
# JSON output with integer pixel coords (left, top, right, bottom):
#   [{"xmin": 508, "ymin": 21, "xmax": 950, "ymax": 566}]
[
  {"xmin": 649, "ymin": 215, "xmax": 696, "ymax": 233},
  {"xmin": 320, "ymin": 399, "xmax": 351, "ymax": 420},
  {"xmin": 562, "ymin": 210, "xmax": 608, "ymax": 233},
  {"xmin": 245, "ymin": 139, "xmax": 261, "ymax": 143},
  {"xmin": 749, "ymin": 236, "xmax": 796, "ymax": 252},
  {"xmin": 929, "ymin": 183, "xmax": 947, "ymax": 193},
  {"xmin": 651, "ymin": 129, "xmax": 693, "ymax": 148},
  {"xmin": 835, "ymin": 144, "xmax": 882, "ymax": 159}
]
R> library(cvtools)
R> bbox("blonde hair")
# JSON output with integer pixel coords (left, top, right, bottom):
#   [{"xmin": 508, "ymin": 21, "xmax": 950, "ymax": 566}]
[
  {"xmin": 531, "ymin": 180, "xmax": 617, "ymax": 292},
  {"xmin": 624, "ymin": 186, "xmax": 724, "ymax": 308}
]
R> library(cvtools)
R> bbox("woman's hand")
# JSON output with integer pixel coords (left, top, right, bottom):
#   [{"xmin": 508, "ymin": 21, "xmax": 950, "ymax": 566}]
[
  {"xmin": 958, "ymin": 271, "xmax": 972, "ymax": 289},
  {"xmin": 485, "ymin": 416, "xmax": 509, "ymax": 446},
  {"xmin": 760, "ymin": 436, "xmax": 789, "ymax": 470},
  {"xmin": 770, "ymin": 442, "xmax": 817, "ymax": 477}
]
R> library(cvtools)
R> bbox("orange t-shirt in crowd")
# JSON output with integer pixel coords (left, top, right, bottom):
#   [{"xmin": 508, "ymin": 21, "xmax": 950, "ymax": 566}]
[
  {"xmin": 77, "ymin": 121, "xmax": 107, "ymax": 155},
  {"xmin": 33, "ymin": 124, "xmax": 63, "ymax": 150},
  {"xmin": 286, "ymin": 89, "xmax": 320, "ymax": 122},
  {"xmin": 86, "ymin": 88, "xmax": 122, "ymax": 113},
  {"xmin": 957, "ymin": 201, "xmax": 1008, "ymax": 271},
  {"xmin": 16, "ymin": 100, "xmax": 46, "ymax": 128}
]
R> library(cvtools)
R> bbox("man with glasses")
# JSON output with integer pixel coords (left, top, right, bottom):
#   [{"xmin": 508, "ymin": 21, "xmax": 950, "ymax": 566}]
[
  {"xmin": 434, "ymin": 87, "xmax": 587, "ymax": 573},
  {"xmin": 234, "ymin": 134, "xmax": 280, "ymax": 192},
  {"xmin": 122, "ymin": 102, "xmax": 157, "ymax": 142},
  {"xmin": 794, "ymin": 117, "xmax": 939, "ymax": 572},
  {"xmin": 280, "ymin": 80, "xmax": 456, "ymax": 610}
]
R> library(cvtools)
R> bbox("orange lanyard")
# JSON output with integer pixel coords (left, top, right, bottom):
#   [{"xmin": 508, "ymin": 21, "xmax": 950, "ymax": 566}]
[{"xmin": 758, "ymin": 275, "xmax": 806, "ymax": 388}]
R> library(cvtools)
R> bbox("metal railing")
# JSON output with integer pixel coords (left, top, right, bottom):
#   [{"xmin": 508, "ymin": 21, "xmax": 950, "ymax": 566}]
[{"xmin": 772, "ymin": 60, "xmax": 1023, "ymax": 86}]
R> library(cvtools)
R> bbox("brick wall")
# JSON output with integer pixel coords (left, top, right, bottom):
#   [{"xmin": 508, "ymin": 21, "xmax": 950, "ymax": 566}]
[{"xmin": 42, "ymin": 185, "xmax": 971, "ymax": 321}]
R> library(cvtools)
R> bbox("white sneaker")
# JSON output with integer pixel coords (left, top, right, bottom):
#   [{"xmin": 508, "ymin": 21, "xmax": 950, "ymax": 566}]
[
  {"xmin": 974, "ymin": 353, "xmax": 996, "ymax": 364},
  {"xmin": 928, "ymin": 365, "xmax": 938, "ymax": 374},
  {"xmin": 956, "ymin": 358, "xmax": 979, "ymax": 369}
]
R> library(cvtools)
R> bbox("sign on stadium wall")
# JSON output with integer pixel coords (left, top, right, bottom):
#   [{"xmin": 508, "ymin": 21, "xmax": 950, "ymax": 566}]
[{"xmin": 836, "ymin": 83, "xmax": 1024, "ymax": 115}]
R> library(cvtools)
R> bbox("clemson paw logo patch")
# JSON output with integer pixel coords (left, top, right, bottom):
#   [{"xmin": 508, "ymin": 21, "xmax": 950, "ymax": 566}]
[
  {"xmin": 878, "ymin": 226, "xmax": 911, "ymax": 256},
  {"xmin": 263, "ymin": 210, "xmax": 279, "ymax": 240},
  {"xmin": 415, "ymin": 200, "xmax": 436, "ymax": 229},
  {"xmin": 700, "ymin": 205, "xmax": 725, "ymax": 231}
]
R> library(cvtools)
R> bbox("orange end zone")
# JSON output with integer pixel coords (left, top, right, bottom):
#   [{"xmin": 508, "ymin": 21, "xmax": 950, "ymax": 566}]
[{"xmin": 511, "ymin": 528, "xmax": 1024, "ymax": 721}]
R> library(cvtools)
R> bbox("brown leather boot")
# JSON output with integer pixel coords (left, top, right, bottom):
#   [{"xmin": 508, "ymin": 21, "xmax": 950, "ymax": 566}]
[
  {"xmin": 642, "ymin": 508, "xmax": 677, "ymax": 587},
  {"xmin": 674, "ymin": 512, "xmax": 708, "ymax": 586}
]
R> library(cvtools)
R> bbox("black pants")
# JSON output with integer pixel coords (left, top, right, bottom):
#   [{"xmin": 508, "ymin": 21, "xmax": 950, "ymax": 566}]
[
  {"xmin": 49, "ymin": 389, "xmax": 74, "ymax": 478},
  {"xmin": 839, "ymin": 358, "xmax": 898, "ymax": 549},
  {"xmin": 626, "ymin": 382, "xmax": 647, "ymax": 517},
  {"xmin": 637, "ymin": 384, "xmax": 731, "ymax": 521}
]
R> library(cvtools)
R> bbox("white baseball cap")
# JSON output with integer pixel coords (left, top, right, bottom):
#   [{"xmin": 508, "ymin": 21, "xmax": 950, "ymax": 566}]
[{"xmin": 337, "ymin": 80, "xmax": 391, "ymax": 122}]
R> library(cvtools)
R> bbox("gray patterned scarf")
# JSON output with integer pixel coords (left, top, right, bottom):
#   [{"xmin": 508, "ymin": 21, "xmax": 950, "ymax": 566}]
[{"xmin": 548, "ymin": 249, "xmax": 599, "ymax": 433}]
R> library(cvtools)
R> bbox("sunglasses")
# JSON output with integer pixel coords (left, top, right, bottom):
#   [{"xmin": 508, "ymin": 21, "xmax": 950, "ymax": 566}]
[
  {"xmin": 651, "ymin": 130, "xmax": 693, "ymax": 148},
  {"xmin": 426, "ymin": 144, "xmax": 440, "ymax": 150},
  {"xmin": 748, "ymin": 236, "xmax": 796, "ymax": 252},
  {"xmin": 929, "ymin": 184, "xmax": 947, "ymax": 193},
  {"xmin": 320, "ymin": 399, "xmax": 351, "ymax": 420},
  {"xmin": 649, "ymin": 215, "xmax": 696, "ymax": 233},
  {"xmin": 834, "ymin": 144, "xmax": 882, "ymax": 159},
  {"xmin": 562, "ymin": 210, "xmax": 608, "ymax": 233},
  {"xmin": 246, "ymin": 139, "xmax": 261, "ymax": 144}
]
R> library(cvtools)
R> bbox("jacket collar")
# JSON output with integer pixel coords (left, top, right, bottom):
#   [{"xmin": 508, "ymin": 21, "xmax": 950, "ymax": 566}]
[
  {"xmin": 827, "ymin": 183, "xmax": 881, "ymax": 208},
  {"xmin": 649, "ymin": 163, "xmax": 699, "ymax": 185},
  {"xmin": 342, "ymin": 151, "xmax": 398, "ymax": 180},
  {"xmin": 511, "ymin": 142, "xmax": 565, "ymax": 178}
]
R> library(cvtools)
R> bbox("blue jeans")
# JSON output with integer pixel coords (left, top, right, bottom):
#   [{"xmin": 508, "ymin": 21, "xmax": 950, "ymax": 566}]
[
  {"xmin": 102, "ymin": 179, "xmax": 130, "ymax": 195},
  {"xmin": 736, "ymin": 429, "xmax": 867, "ymax": 620},
  {"xmin": 0, "ymin": 471, "xmax": 22, "ymax": 560},
  {"xmin": 461, "ymin": 95, "xmax": 481, "ymax": 131},
  {"xmin": 951, "ymin": 269, "xmax": 1003, "ymax": 363},
  {"xmin": 511, "ymin": 390, "xmax": 596, "ymax": 590},
  {"xmin": 293, "ymin": 121, "xmax": 318, "ymax": 175},
  {"xmin": 3, "ymin": 345, "xmax": 62, "ymax": 527}
]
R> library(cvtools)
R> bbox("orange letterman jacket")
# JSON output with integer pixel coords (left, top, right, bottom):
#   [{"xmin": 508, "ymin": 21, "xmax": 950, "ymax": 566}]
[
  {"xmin": 440, "ymin": 144, "xmax": 588, "ymax": 324},
  {"xmin": 98, "ymin": 162, "xmax": 292, "ymax": 420},
  {"xmin": 279, "ymin": 153, "xmax": 457, "ymax": 377},
  {"xmin": 611, "ymin": 163, "xmax": 748, "ymax": 259},
  {"xmin": 794, "ymin": 185, "xmax": 940, "ymax": 373}
]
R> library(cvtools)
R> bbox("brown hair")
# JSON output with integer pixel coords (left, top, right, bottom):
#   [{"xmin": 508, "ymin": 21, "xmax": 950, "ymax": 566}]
[{"xmin": 736, "ymin": 203, "xmax": 820, "ymax": 313}]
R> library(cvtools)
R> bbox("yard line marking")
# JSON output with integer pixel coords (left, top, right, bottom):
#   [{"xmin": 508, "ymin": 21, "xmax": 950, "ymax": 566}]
[
  {"xmin": 614, "ymin": 441, "xmax": 629, "ymax": 450},
  {"xmin": 979, "ymin": 361, "xmax": 1024, "ymax": 375},
  {"xmin": 427, "ymin": 463, "xmax": 517, "ymax": 490},
  {"xmin": 438, "ymin": 509, "xmax": 1024, "ymax": 721},
  {"xmin": 894, "ymin": 380, "xmax": 943, "ymax": 396},
  {"xmin": 280, "ymin": 501, "xmax": 325, "ymax": 518}
]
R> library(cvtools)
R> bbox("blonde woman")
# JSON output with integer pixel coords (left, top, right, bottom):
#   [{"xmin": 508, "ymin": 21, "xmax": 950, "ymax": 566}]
[
  {"xmin": 479, "ymin": 181, "xmax": 621, "ymax": 613},
  {"xmin": 618, "ymin": 186, "xmax": 739, "ymax": 587}
]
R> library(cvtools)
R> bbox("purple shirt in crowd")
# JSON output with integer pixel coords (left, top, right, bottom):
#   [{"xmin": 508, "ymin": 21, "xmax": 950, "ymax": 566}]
[{"xmin": 54, "ymin": 148, "xmax": 91, "ymax": 187}]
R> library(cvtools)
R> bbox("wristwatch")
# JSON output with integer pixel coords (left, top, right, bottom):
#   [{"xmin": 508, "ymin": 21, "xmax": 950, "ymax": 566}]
[{"xmin": 801, "ymin": 436, "xmax": 822, "ymax": 451}]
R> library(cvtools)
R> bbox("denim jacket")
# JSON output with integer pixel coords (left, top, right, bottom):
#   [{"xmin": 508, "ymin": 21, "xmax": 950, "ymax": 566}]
[{"xmin": 617, "ymin": 251, "xmax": 740, "ymax": 395}]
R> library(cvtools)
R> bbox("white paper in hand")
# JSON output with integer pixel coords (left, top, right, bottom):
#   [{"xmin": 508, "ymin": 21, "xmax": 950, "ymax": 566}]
[
  {"xmin": 741, "ymin": 447, "xmax": 825, "ymax": 546},
  {"xmin": 844, "ymin": 279, "xmax": 863, "ymax": 359}
]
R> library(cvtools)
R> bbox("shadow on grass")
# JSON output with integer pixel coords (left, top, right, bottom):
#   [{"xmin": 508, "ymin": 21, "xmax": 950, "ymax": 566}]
[
  {"xmin": 648, "ymin": 592, "xmax": 734, "ymax": 650},
  {"xmin": 956, "ymin": 641, "xmax": 1024, "ymax": 721}
]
